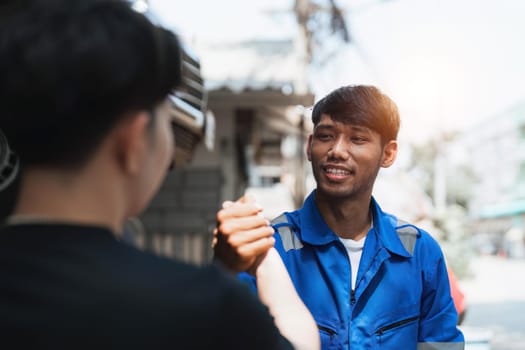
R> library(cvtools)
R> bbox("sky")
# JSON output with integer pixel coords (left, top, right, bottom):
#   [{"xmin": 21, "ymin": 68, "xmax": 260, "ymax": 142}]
[{"xmin": 148, "ymin": 0, "xmax": 525, "ymax": 145}]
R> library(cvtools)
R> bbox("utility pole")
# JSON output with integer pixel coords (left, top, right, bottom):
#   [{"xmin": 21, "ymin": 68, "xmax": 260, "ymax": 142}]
[
  {"xmin": 293, "ymin": 0, "xmax": 312, "ymax": 95},
  {"xmin": 291, "ymin": 0, "xmax": 310, "ymax": 207}
]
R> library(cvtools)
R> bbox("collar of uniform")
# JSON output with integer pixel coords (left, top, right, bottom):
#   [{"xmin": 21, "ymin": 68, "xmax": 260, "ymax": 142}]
[
  {"xmin": 297, "ymin": 191, "xmax": 341, "ymax": 246},
  {"xmin": 297, "ymin": 192, "xmax": 414, "ymax": 258},
  {"xmin": 369, "ymin": 197, "xmax": 414, "ymax": 258}
]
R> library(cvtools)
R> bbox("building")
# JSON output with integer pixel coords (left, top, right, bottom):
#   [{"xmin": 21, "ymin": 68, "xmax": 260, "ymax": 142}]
[
  {"xmin": 200, "ymin": 39, "xmax": 314, "ymax": 205},
  {"xmin": 456, "ymin": 101, "xmax": 525, "ymax": 254}
]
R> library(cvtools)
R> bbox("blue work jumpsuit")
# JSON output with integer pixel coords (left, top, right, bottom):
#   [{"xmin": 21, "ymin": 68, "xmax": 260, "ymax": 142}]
[{"xmin": 241, "ymin": 191, "xmax": 464, "ymax": 350}]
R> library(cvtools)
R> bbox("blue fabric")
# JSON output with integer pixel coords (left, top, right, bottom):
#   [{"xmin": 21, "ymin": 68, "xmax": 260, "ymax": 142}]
[{"xmin": 239, "ymin": 191, "xmax": 464, "ymax": 350}]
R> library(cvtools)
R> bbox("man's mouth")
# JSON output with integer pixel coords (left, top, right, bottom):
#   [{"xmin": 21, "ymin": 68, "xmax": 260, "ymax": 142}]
[{"xmin": 323, "ymin": 166, "xmax": 353, "ymax": 180}]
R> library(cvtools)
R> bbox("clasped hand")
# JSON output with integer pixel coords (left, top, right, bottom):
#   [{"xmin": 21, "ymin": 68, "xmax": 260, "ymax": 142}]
[{"xmin": 213, "ymin": 196, "xmax": 275, "ymax": 274}]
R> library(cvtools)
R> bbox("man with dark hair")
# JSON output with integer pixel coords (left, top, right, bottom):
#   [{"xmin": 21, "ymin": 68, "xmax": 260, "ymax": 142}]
[
  {"xmin": 0, "ymin": 1, "xmax": 319, "ymax": 348},
  {"xmin": 215, "ymin": 85, "xmax": 465, "ymax": 349}
]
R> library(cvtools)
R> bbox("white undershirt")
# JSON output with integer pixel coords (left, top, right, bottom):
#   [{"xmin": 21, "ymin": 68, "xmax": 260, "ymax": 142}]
[{"xmin": 339, "ymin": 235, "xmax": 367, "ymax": 290}]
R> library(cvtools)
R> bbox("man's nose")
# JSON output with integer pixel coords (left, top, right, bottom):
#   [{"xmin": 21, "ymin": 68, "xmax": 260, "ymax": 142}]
[{"xmin": 328, "ymin": 137, "xmax": 350, "ymax": 160}]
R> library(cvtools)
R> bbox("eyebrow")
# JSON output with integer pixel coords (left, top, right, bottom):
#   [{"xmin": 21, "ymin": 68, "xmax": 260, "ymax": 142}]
[
  {"xmin": 349, "ymin": 125, "xmax": 371, "ymax": 133},
  {"xmin": 314, "ymin": 124, "xmax": 335, "ymax": 132},
  {"xmin": 314, "ymin": 123, "xmax": 371, "ymax": 133}
]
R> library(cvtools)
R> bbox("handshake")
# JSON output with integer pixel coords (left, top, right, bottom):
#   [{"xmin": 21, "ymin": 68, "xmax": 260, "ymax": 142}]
[
  {"xmin": 213, "ymin": 195, "xmax": 276, "ymax": 275},
  {"xmin": 213, "ymin": 195, "xmax": 320, "ymax": 350}
]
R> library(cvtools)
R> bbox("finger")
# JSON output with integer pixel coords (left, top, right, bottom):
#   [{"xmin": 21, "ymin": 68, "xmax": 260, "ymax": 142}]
[
  {"xmin": 218, "ymin": 215, "xmax": 271, "ymax": 235},
  {"xmin": 238, "ymin": 193, "xmax": 257, "ymax": 205},
  {"xmin": 225, "ymin": 226, "xmax": 275, "ymax": 247},
  {"xmin": 237, "ymin": 236, "xmax": 275, "ymax": 259},
  {"xmin": 221, "ymin": 195, "xmax": 258, "ymax": 211},
  {"xmin": 211, "ymin": 228, "xmax": 218, "ymax": 247},
  {"xmin": 222, "ymin": 200, "xmax": 235, "ymax": 209},
  {"xmin": 217, "ymin": 202, "xmax": 263, "ymax": 221}
]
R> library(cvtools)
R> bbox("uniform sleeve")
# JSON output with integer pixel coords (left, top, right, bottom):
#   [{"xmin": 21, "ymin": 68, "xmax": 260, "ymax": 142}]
[
  {"xmin": 216, "ymin": 279, "xmax": 294, "ymax": 350},
  {"xmin": 418, "ymin": 236, "xmax": 465, "ymax": 349},
  {"xmin": 237, "ymin": 271, "xmax": 258, "ymax": 294}
]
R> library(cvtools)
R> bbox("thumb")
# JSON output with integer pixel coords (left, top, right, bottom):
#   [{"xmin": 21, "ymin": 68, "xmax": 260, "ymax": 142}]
[
  {"xmin": 239, "ymin": 193, "xmax": 257, "ymax": 205},
  {"xmin": 222, "ymin": 200, "xmax": 235, "ymax": 209}
]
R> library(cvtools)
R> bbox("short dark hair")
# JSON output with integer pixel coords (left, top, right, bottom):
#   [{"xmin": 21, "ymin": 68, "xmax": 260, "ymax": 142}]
[
  {"xmin": 0, "ymin": 0, "xmax": 182, "ymax": 168},
  {"xmin": 311, "ymin": 85, "xmax": 400, "ymax": 142}
]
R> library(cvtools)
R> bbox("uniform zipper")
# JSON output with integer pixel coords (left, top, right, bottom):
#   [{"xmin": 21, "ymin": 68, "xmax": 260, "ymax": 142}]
[
  {"xmin": 317, "ymin": 325, "xmax": 337, "ymax": 337},
  {"xmin": 375, "ymin": 316, "xmax": 419, "ymax": 335}
]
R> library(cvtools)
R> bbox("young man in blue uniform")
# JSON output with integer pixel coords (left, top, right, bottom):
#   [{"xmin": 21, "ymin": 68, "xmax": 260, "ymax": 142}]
[{"xmin": 214, "ymin": 85, "xmax": 465, "ymax": 349}]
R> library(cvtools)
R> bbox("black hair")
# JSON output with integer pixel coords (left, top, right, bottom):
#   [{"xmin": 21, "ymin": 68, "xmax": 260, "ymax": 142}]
[
  {"xmin": 0, "ymin": 0, "xmax": 182, "ymax": 168},
  {"xmin": 311, "ymin": 85, "xmax": 400, "ymax": 142}
]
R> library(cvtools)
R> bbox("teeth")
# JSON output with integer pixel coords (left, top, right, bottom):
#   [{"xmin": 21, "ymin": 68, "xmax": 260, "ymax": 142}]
[{"xmin": 326, "ymin": 168, "xmax": 350, "ymax": 176}]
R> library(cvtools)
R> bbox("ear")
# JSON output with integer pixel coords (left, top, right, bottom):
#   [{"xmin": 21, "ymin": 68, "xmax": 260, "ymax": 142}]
[
  {"xmin": 381, "ymin": 140, "xmax": 398, "ymax": 168},
  {"xmin": 113, "ymin": 112, "xmax": 151, "ymax": 175},
  {"xmin": 306, "ymin": 134, "xmax": 313, "ymax": 161}
]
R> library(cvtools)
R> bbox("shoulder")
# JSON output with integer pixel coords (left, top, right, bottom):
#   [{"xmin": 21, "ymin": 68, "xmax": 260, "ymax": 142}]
[
  {"xmin": 83, "ymin": 241, "xmax": 251, "ymax": 311},
  {"xmin": 377, "ymin": 206, "xmax": 442, "ymax": 251},
  {"xmin": 390, "ymin": 218, "xmax": 446, "ymax": 267},
  {"xmin": 104, "ymin": 250, "xmax": 263, "ymax": 314},
  {"xmin": 271, "ymin": 212, "xmax": 304, "ymax": 252},
  {"xmin": 100, "ymin": 251, "xmax": 280, "ymax": 328},
  {"xmin": 110, "ymin": 244, "xmax": 235, "ymax": 294}
]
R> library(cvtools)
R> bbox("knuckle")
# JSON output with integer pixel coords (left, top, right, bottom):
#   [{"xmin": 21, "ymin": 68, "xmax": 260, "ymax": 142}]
[
  {"xmin": 222, "ymin": 222, "xmax": 233, "ymax": 233},
  {"xmin": 217, "ymin": 222, "xmax": 233, "ymax": 235},
  {"xmin": 255, "ymin": 226, "xmax": 272, "ymax": 237},
  {"xmin": 216, "ymin": 209, "xmax": 227, "ymax": 222},
  {"xmin": 237, "ymin": 246, "xmax": 251, "ymax": 258},
  {"xmin": 264, "ymin": 226, "xmax": 275, "ymax": 235},
  {"xmin": 227, "ymin": 234, "xmax": 243, "ymax": 247}
]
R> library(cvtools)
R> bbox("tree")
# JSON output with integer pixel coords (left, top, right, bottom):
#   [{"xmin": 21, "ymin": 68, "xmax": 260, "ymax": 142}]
[
  {"xmin": 407, "ymin": 135, "xmax": 477, "ymax": 278},
  {"xmin": 294, "ymin": 0, "xmax": 351, "ymax": 64},
  {"xmin": 408, "ymin": 135, "xmax": 478, "ymax": 211}
]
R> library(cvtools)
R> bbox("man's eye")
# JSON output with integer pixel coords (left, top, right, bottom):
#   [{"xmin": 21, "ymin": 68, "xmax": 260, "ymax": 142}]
[
  {"xmin": 352, "ymin": 136, "xmax": 367, "ymax": 143},
  {"xmin": 316, "ymin": 134, "xmax": 332, "ymax": 141}
]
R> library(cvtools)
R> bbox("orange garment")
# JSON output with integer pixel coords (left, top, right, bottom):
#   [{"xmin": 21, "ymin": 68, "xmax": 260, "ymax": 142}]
[{"xmin": 448, "ymin": 267, "xmax": 466, "ymax": 315}]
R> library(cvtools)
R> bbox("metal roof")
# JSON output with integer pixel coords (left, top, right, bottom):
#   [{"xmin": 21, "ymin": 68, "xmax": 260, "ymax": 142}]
[{"xmin": 199, "ymin": 39, "xmax": 303, "ymax": 94}]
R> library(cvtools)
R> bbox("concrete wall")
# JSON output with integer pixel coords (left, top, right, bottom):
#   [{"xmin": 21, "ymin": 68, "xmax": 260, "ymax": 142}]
[{"xmin": 137, "ymin": 166, "xmax": 223, "ymax": 264}]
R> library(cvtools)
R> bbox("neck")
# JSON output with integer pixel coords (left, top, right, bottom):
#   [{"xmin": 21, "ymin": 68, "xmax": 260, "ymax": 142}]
[
  {"xmin": 13, "ymin": 165, "xmax": 126, "ymax": 235},
  {"xmin": 315, "ymin": 190, "xmax": 372, "ymax": 240}
]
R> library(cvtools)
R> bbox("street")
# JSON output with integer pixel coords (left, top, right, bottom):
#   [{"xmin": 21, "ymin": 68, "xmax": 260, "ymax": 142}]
[{"xmin": 460, "ymin": 255, "xmax": 525, "ymax": 350}]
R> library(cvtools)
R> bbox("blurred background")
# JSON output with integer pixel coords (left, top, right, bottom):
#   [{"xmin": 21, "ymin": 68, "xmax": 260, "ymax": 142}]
[{"xmin": 1, "ymin": 0, "xmax": 524, "ymax": 348}]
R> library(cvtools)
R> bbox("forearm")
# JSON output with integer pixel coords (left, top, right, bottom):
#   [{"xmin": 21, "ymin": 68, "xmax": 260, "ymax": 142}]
[
  {"xmin": 256, "ymin": 248, "xmax": 320, "ymax": 350},
  {"xmin": 419, "ymin": 254, "xmax": 464, "ymax": 345}
]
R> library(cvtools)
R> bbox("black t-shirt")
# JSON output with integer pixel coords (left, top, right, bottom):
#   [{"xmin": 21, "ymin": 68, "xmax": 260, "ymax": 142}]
[{"xmin": 0, "ymin": 223, "xmax": 294, "ymax": 349}]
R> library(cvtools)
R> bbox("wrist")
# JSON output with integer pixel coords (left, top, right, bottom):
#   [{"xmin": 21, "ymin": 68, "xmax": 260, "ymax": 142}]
[{"xmin": 254, "ymin": 248, "xmax": 280, "ymax": 277}]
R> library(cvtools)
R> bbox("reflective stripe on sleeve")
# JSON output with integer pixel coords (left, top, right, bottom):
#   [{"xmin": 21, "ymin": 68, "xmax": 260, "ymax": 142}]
[
  {"xmin": 272, "ymin": 214, "xmax": 304, "ymax": 252},
  {"xmin": 418, "ymin": 342, "xmax": 465, "ymax": 350}
]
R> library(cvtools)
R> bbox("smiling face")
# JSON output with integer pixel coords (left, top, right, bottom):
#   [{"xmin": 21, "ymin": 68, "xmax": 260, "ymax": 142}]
[{"xmin": 307, "ymin": 114, "xmax": 397, "ymax": 201}]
